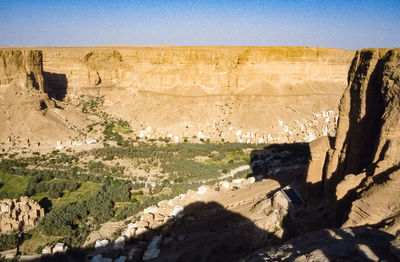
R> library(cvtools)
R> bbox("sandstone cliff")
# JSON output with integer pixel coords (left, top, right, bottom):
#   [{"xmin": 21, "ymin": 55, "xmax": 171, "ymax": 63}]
[
  {"xmin": 0, "ymin": 49, "xmax": 92, "ymax": 148},
  {"xmin": 0, "ymin": 49, "xmax": 44, "ymax": 91},
  {"xmin": 0, "ymin": 46, "xmax": 354, "ymax": 148},
  {"xmin": 41, "ymin": 46, "xmax": 354, "ymax": 143},
  {"xmin": 304, "ymin": 48, "xmax": 400, "ymax": 232}
]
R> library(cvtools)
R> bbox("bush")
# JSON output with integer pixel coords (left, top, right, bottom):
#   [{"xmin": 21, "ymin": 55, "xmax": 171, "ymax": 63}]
[{"xmin": 0, "ymin": 233, "xmax": 18, "ymax": 251}]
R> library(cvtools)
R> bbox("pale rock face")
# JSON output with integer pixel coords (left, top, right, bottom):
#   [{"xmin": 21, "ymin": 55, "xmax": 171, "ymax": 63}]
[
  {"xmin": 318, "ymin": 49, "xmax": 400, "ymax": 232},
  {"xmin": 170, "ymin": 205, "xmax": 184, "ymax": 218},
  {"xmin": 0, "ymin": 48, "xmax": 92, "ymax": 146},
  {"xmin": 25, "ymin": 46, "xmax": 353, "ymax": 144}
]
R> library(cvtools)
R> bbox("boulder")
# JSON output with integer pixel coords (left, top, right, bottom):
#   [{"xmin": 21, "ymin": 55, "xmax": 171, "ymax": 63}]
[
  {"xmin": 94, "ymin": 239, "xmax": 109, "ymax": 249},
  {"xmin": 170, "ymin": 205, "xmax": 184, "ymax": 218},
  {"xmin": 52, "ymin": 243, "xmax": 67, "ymax": 253},
  {"xmin": 143, "ymin": 235, "xmax": 162, "ymax": 261}
]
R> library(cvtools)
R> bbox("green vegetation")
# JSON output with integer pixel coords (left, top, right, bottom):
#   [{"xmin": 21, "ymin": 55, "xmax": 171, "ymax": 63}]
[
  {"xmin": 0, "ymin": 139, "xmax": 266, "ymax": 252},
  {"xmin": 0, "ymin": 233, "xmax": 17, "ymax": 251},
  {"xmin": 19, "ymin": 229, "xmax": 59, "ymax": 255},
  {"xmin": 0, "ymin": 172, "xmax": 29, "ymax": 199}
]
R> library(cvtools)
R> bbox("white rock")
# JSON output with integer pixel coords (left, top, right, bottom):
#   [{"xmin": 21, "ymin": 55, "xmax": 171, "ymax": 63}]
[
  {"xmin": 85, "ymin": 139, "xmax": 97, "ymax": 144},
  {"xmin": 247, "ymin": 177, "xmax": 256, "ymax": 184},
  {"xmin": 41, "ymin": 245, "xmax": 52, "ymax": 254},
  {"xmin": 197, "ymin": 185, "xmax": 209, "ymax": 195},
  {"xmin": 170, "ymin": 205, "xmax": 184, "ymax": 218},
  {"xmin": 143, "ymin": 236, "xmax": 162, "ymax": 261},
  {"xmin": 95, "ymin": 239, "xmax": 109, "ymax": 249},
  {"xmin": 52, "ymin": 243, "xmax": 67, "ymax": 253},
  {"xmin": 232, "ymin": 179, "xmax": 243, "ymax": 184},
  {"xmin": 113, "ymin": 236, "xmax": 126, "ymax": 250},
  {"xmin": 123, "ymin": 222, "xmax": 137, "ymax": 238},
  {"xmin": 143, "ymin": 205, "xmax": 159, "ymax": 214},
  {"xmin": 221, "ymin": 181, "xmax": 230, "ymax": 189}
]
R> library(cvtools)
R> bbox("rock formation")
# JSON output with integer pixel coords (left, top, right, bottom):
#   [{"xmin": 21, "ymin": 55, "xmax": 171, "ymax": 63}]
[
  {"xmin": 0, "ymin": 197, "xmax": 44, "ymax": 234},
  {"xmin": 41, "ymin": 46, "xmax": 353, "ymax": 143},
  {"xmin": 303, "ymin": 48, "xmax": 400, "ymax": 233},
  {"xmin": 245, "ymin": 227, "xmax": 398, "ymax": 261},
  {"xmin": 0, "ymin": 46, "xmax": 354, "ymax": 148},
  {"xmin": 0, "ymin": 48, "xmax": 95, "ymax": 148},
  {"xmin": 0, "ymin": 49, "xmax": 44, "ymax": 91}
]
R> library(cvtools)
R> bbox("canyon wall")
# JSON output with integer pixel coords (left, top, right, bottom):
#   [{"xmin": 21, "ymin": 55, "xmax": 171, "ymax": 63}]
[
  {"xmin": 304, "ymin": 48, "xmax": 400, "ymax": 233},
  {"xmin": 41, "ymin": 46, "xmax": 354, "ymax": 143},
  {"xmin": 0, "ymin": 49, "xmax": 44, "ymax": 91},
  {"xmin": 0, "ymin": 49, "xmax": 91, "ymax": 148}
]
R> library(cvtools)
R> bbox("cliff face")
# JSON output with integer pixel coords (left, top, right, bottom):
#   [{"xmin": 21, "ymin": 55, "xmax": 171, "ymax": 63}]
[
  {"xmin": 0, "ymin": 46, "xmax": 354, "ymax": 147},
  {"xmin": 0, "ymin": 49, "xmax": 44, "ymax": 91},
  {"xmin": 42, "ymin": 46, "xmax": 352, "ymax": 96},
  {"xmin": 319, "ymin": 48, "xmax": 400, "ymax": 232},
  {"xmin": 41, "ymin": 46, "xmax": 354, "ymax": 143},
  {"xmin": 0, "ymin": 49, "xmax": 91, "ymax": 147}
]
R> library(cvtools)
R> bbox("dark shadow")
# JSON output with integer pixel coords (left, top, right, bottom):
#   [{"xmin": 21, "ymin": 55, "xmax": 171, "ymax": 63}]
[
  {"xmin": 38, "ymin": 201, "xmax": 280, "ymax": 262},
  {"xmin": 38, "ymin": 197, "xmax": 52, "ymax": 213},
  {"xmin": 0, "ymin": 183, "xmax": 3, "ymax": 190},
  {"xmin": 337, "ymin": 163, "xmax": 400, "ymax": 226},
  {"xmin": 27, "ymin": 72, "xmax": 40, "ymax": 90},
  {"xmin": 249, "ymin": 143, "xmax": 310, "ymax": 189},
  {"xmin": 246, "ymin": 226, "xmax": 397, "ymax": 261},
  {"xmin": 43, "ymin": 72, "xmax": 68, "ymax": 101},
  {"xmin": 11, "ymin": 141, "xmax": 400, "ymax": 261}
]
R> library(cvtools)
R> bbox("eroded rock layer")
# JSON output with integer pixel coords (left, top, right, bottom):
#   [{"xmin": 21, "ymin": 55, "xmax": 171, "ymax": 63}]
[
  {"xmin": 0, "ymin": 49, "xmax": 92, "ymax": 148},
  {"xmin": 305, "ymin": 48, "xmax": 400, "ymax": 232},
  {"xmin": 41, "ymin": 46, "xmax": 354, "ymax": 143}
]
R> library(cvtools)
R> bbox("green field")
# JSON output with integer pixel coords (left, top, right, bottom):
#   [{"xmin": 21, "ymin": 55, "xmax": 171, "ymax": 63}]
[
  {"xmin": 31, "ymin": 182, "xmax": 102, "ymax": 208},
  {"xmin": 19, "ymin": 229, "xmax": 59, "ymax": 255},
  {"xmin": 0, "ymin": 172, "xmax": 29, "ymax": 197}
]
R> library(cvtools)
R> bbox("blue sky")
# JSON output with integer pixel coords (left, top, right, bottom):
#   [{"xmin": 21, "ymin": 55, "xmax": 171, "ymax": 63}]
[{"xmin": 0, "ymin": 0, "xmax": 399, "ymax": 49}]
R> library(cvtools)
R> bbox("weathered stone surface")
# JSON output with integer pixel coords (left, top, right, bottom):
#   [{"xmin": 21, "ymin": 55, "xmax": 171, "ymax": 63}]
[
  {"xmin": 143, "ymin": 235, "xmax": 162, "ymax": 261},
  {"xmin": 0, "ymin": 49, "xmax": 44, "ymax": 91},
  {"xmin": 316, "ymin": 48, "xmax": 400, "ymax": 232},
  {"xmin": 244, "ymin": 227, "xmax": 397, "ymax": 262},
  {"xmin": 336, "ymin": 172, "xmax": 366, "ymax": 200},
  {"xmin": 305, "ymin": 136, "xmax": 330, "ymax": 201},
  {"xmin": 1, "ymin": 46, "xmax": 354, "ymax": 146},
  {"xmin": 52, "ymin": 243, "xmax": 67, "ymax": 253}
]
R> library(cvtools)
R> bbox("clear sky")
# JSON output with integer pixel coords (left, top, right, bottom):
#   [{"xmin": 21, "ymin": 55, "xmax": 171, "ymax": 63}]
[{"xmin": 0, "ymin": 0, "xmax": 399, "ymax": 49}]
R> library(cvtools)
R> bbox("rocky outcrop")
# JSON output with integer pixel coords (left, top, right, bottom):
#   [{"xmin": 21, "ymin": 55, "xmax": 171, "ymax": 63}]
[
  {"xmin": 0, "ymin": 49, "xmax": 44, "ymax": 91},
  {"xmin": 245, "ymin": 227, "xmax": 397, "ymax": 261},
  {"xmin": 0, "ymin": 48, "xmax": 95, "ymax": 147},
  {"xmin": 307, "ymin": 48, "xmax": 400, "ymax": 231},
  {"xmin": 0, "ymin": 197, "xmax": 44, "ymax": 234}
]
